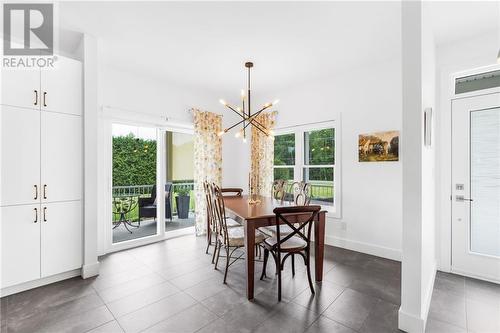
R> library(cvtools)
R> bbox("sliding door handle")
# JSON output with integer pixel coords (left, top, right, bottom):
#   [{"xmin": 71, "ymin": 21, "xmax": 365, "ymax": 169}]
[
  {"xmin": 43, "ymin": 184, "xmax": 47, "ymax": 199},
  {"xmin": 43, "ymin": 207, "xmax": 47, "ymax": 222},
  {"xmin": 34, "ymin": 208, "xmax": 38, "ymax": 223},
  {"xmin": 43, "ymin": 92, "xmax": 47, "ymax": 107},
  {"xmin": 34, "ymin": 90, "xmax": 38, "ymax": 105},
  {"xmin": 34, "ymin": 184, "xmax": 38, "ymax": 200}
]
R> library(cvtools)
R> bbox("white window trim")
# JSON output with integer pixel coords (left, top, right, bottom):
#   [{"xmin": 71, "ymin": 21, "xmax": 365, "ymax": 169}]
[{"xmin": 273, "ymin": 118, "xmax": 342, "ymax": 219}]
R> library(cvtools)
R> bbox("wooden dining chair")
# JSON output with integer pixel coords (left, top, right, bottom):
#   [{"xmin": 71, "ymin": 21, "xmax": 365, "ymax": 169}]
[
  {"xmin": 291, "ymin": 181, "xmax": 312, "ymax": 205},
  {"xmin": 204, "ymin": 181, "xmax": 240, "ymax": 259},
  {"xmin": 271, "ymin": 179, "xmax": 286, "ymax": 203},
  {"xmin": 260, "ymin": 205, "xmax": 321, "ymax": 301},
  {"xmin": 212, "ymin": 184, "xmax": 266, "ymax": 284}
]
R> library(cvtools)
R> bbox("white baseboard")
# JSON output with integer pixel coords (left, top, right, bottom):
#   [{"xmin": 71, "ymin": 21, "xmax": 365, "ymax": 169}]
[
  {"xmin": 397, "ymin": 261, "xmax": 437, "ymax": 333},
  {"xmin": 82, "ymin": 261, "xmax": 101, "ymax": 279},
  {"xmin": 1, "ymin": 269, "xmax": 81, "ymax": 297},
  {"xmin": 325, "ymin": 235, "xmax": 401, "ymax": 261},
  {"xmin": 398, "ymin": 308, "xmax": 425, "ymax": 333}
]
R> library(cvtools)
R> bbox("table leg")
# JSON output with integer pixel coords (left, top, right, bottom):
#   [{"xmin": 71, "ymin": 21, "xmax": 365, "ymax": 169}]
[
  {"xmin": 314, "ymin": 212, "xmax": 326, "ymax": 281},
  {"xmin": 244, "ymin": 220, "xmax": 255, "ymax": 300}
]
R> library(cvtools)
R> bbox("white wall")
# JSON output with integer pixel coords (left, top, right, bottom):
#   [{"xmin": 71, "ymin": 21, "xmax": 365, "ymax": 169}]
[
  {"xmin": 435, "ymin": 31, "xmax": 498, "ymax": 272},
  {"xmin": 399, "ymin": 3, "xmax": 438, "ymax": 332},
  {"xmin": 267, "ymin": 57, "xmax": 403, "ymax": 261}
]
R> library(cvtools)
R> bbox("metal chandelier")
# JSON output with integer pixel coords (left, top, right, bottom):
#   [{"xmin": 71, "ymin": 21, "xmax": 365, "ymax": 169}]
[{"xmin": 217, "ymin": 62, "xmax": 279, "ymax": 142}]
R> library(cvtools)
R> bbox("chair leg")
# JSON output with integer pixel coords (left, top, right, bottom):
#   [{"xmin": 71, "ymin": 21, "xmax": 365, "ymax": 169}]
[
  {"xmin": 205, "ymin": 232, "xmax": 211, "ymax": 254},
  {"xmin": 214, "ymin": 241, "xmax": 221, "ymax": 270},
  {"xmin": 211, "ymin": 238, "xmax": 218, "ymax": 264},
  {"xmin": 260, "ymin": 249, "xmax": 269, "ymax": 280},
  {"xmin": 223, "ymin": 246, "xmax": 230, "ymax": 284},
  {"xmin": 305, "ymin": 250, "xmax": 315, "ymax": 295},
  {"xmin": 291, "ymin": 254, "xmax": 295, "ymax": 277},
  {"xmin": 277, "ymin": 252, "xmax": 282, "ymax": 302}
]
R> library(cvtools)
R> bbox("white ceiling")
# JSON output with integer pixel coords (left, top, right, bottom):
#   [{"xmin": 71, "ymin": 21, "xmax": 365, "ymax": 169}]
[
  {"xmin": 429, "ymin": 1, "xmax": 498, "ymax": 47},
  {"xmin": 59, "ymin": 1, "xmax": 401, "ymax": 95},
  {"xmin": 59, "ymin": 1, "xmax": 498, "ymax": 96}
]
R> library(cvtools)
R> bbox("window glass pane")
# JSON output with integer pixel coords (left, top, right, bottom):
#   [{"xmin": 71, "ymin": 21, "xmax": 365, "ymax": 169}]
[
  {"xmin": 470, "ymin": 108, "xmax": 500, "ymax": 256},
  {"xmin": 303, "ymin": 167, "xmax": 334, "ymax": 206},
  {"xmin": 304, "ymin": 128, "xmax": 334, "ymax": 165},
  {"xmin": 455, "ymin": 70, "xmax": 500, "ymax": 94},
  {"xmin": 274, "ymin": 168, "xmax": 294, "ymax": 182},
  {"xmin": 112, "ymin": 124, "xmax": 157, "ymax": 243},
  {"xmin": 274, "ymin": 133, "xmax": 295, "ymax": 165}
]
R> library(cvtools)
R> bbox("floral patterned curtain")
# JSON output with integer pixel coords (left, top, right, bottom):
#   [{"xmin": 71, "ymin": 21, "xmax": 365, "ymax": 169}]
[
  {"xmin": 193, "ymin": 109, "xmax": 222, "ymax": 235},
  {"xmin": 251, "ymin": 112, "xmax": 277, "ymax": 197}
]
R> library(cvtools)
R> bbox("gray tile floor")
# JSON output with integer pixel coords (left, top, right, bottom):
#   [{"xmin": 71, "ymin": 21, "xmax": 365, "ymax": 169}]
[
  {"xmin": 426, "ymin": 271, "xmax": 500, "ymax": 333},
  {"xmin": 0, "ymin": 234, "xmax": 497, "ymax": 333}
]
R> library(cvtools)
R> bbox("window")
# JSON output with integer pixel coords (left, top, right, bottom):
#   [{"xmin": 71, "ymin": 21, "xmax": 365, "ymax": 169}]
[
  {"xmin": 273, "ymin": 122, "xmax": 339, "ymax": 215},
  {"xmin": 273, "ymin": 133, "xmax": 295, "ymax": 181}
]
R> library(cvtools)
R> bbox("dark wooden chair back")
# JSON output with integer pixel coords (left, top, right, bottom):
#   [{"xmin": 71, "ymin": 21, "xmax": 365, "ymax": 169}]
[{"xmin": 272, "ymin": 205, "xmax": 321, "ymax": 251}]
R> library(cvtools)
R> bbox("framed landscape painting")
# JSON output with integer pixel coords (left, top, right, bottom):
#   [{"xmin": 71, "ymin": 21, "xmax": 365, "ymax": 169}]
[{"xmin": 358, "ymin": 130, "xmax": 399, "ymax": 162}]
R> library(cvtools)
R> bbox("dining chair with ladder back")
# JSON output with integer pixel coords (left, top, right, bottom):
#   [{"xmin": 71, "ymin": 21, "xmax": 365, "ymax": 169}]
[
  {"xmin": 260, "ymin": 205, "xmax": 321, "ymax": 301},
  {"xmin": 212, "ymin": 184, "xmax": 267, "ymax": 284},
  {"xmin": 204, "ymin": 181, "xmax": 240, "ymax": 259}
]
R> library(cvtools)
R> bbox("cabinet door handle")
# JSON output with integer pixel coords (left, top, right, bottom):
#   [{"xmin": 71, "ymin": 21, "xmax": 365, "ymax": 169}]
[
  {"xmin": 43, "ymin": 92, "xmax": 47, "ymax": 107},
  {"xmin": 43, "ymin": 207, "xmax": 47, "ymax": 222},
  {"xmin": 34, "ymin": 185, "xmax": 38, "ymax": 200},
  {"xmin": 34, "ymin": 208, "xmax": 38, "ymax": 223},
  {"xmin": 43, "ymin": 184, "xmax": 47, "ymax": 199},
  {"xmin": 34, "ymin": 90, "xmax": 38, "ymax": 105}
]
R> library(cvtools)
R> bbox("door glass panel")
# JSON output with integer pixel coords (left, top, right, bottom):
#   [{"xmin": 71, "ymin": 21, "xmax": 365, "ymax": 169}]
[
  {"xmin": 112, "ymin": 124, "xmax": 157, "ymax": 243},
  {"xmin": 166, "ymin": 131, "xmax": 195, "ymax": 233},
  {"xmin": 470, "ymin": 108, "xmax": 500, "ymax": 256}
]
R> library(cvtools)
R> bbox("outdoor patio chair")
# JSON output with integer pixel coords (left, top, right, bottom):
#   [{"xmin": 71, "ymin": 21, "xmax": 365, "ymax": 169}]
[{"xmin": 138, "ymin": 183, "xmax": 173, "ymax": 225}]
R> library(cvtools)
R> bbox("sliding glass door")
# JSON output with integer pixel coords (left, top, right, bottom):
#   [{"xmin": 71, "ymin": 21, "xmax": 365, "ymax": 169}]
[
  {"xmin": 111, "ymin": 124, "xmax": 159, "ymax": 244},
  {"xmin": 165, "ymin": 131, "xmax": 195, "ymax": 234}
]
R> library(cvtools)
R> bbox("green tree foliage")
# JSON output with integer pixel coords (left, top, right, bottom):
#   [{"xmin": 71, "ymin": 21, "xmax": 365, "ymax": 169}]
[
  {"xmin": 113, "ymin": 134, "xmax": 157, "ymax": 186},
  {"xmin": 273, "ymin": 128, "xmax": 335, "ymax": 181}
]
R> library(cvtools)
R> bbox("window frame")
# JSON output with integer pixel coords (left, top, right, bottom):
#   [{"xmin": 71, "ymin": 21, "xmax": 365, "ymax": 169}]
[{"xmin": 273, "ymin": 120, "xmax": 341, "ymax": 218}]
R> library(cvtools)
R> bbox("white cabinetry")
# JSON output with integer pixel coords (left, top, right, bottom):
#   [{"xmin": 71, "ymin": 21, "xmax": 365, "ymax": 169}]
[
  {"xmin": 0, "ymin": 55, "xmax": 83, "ymax": 290},
  {"xmin": 0, "ymin": 106, "xmax": 41, "ymax": 206}
]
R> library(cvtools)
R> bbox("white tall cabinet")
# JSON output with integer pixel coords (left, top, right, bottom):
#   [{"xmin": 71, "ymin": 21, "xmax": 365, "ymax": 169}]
[{"xmin": 1, "ymin": 56, "xmax": 83, "ymax": 290}]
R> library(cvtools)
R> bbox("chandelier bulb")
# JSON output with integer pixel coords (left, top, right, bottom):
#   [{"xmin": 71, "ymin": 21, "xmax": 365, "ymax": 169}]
[
  {"xmin": 219, "ymin": 99, "xmax": 227, "ymax": 106},
  {"xmin": 272, "ymin": 99, "xmax": 280, "ymax": 106},
  {"xmin": 217, "ymin": 130, "xmax": 226, "ymax": 137},
  {"xmin": 242, "ymin": 137, "xmax": 247, "ymax": 143}
]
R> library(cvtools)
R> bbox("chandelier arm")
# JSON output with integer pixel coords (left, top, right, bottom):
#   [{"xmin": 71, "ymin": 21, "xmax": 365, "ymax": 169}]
[{"xmin": 250, "ymin": 122, "xmax": 269, "ymax": 137}]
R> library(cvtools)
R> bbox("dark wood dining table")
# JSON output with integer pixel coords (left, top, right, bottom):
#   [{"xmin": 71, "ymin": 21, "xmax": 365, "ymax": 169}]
[{"xmin": 222, "ymin": 195, "xmax": 327, "ymax": 300}]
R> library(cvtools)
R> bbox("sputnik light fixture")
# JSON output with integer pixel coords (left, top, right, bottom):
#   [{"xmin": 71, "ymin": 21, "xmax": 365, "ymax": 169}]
[{"xmin": 217, "ymin": 62, "xmax": 279, "ymax": 142}]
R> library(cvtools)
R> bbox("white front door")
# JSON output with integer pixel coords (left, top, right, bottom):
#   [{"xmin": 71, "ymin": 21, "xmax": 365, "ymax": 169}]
[{"xmin": 452, "ymin": 92, "xmax": 500, "ymax": 283}]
